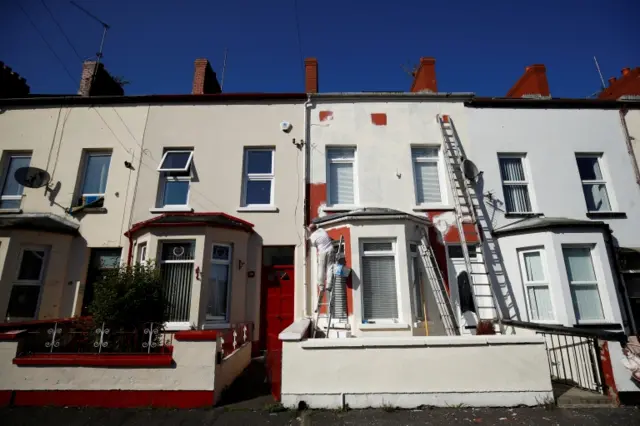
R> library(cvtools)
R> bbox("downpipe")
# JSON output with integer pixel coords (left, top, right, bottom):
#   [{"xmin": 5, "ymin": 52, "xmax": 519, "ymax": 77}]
[{"xmin": 302, "ymin": 94, "xmax": 312, "ymax": 318}]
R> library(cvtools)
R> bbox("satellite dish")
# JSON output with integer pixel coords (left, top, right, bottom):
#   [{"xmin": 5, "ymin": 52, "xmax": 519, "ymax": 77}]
[
  {"xmin": 14, "ymin": 167, "xmax": 51, "ymax": 189},
  {"xmin": 462, "ymin": 159, "xmax": 481, "ymax": 181}
]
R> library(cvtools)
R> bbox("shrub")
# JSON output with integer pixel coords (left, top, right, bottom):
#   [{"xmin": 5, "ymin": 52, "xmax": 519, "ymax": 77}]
[
  {"xmin": 475, "ymin": 319, "xmax": 496, "ymax": 335},
  {"xmin": 89, "ymin": 262, "xmax": 168, "ymax": 328}
]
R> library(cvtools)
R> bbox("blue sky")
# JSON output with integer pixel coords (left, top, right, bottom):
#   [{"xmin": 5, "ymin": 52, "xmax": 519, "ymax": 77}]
[{"xmin": 0, "ymin": 0, "xmax": 637, "ymax": 97}]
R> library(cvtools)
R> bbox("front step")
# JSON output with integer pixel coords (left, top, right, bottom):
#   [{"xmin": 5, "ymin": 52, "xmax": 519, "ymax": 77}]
[{"xmin": 553, "ymin": 383, "xmax": 614, "ymax": 408}]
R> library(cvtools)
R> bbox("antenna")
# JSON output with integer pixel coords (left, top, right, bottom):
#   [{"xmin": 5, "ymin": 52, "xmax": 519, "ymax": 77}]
[
  {"xmin": 221, "ymin": 48, "xmax": 228, "ymax": 91},
  {"xmin": 593, "ymin": 56, "xmax": 606, "ymax": 91},
  {"xmin": 70, "ymin": 1, "xmax": 110, "ymax": 64}
]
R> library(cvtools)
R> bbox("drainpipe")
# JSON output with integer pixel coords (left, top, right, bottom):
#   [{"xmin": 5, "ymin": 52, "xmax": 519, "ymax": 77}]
[
  {"xmin": 302, "ymin": 94, "xmax": 312, "ymax": 318},
  {"xmin": 604, "ymin": 225, "xmax": 636, "ymax": 335},
  {"xmin": 126, "ymin": 233, "xmax": 134, "ymax": 266},
  {"xmin": 619, "ymin": 109, "xmax": 640, "ymax": 188}
]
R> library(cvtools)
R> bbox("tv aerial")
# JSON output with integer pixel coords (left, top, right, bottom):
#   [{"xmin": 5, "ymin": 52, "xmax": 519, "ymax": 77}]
[{"xmin": 70, "ymin": 1, "xmax": 110, "ymax": 64}]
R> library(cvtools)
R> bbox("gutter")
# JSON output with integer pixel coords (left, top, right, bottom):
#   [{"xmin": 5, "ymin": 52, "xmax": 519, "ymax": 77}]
[
  {"xmin": 311, "ymin": 92, "xmax": 475, "ymax": 102},
  {"xmin": 465, "ymin": 97, "xmax": 640, "ymax": 110}
]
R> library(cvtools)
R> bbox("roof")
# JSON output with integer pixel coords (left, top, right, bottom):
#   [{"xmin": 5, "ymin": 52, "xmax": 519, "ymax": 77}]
[
  {"xmin": 492, "ymin": 216, "xmax": 607, "ymax": 237},
  {"xmin": 125, "ymin": 212, "xmax": 254, "ymax": 237},
  {"xmin": 0, "ymin": 213, "xmax": 79, "ymax": 235},
  {"xmin": 0, "ymin": 93, "xmax": 308, "ymax": 108},
  {"xmin": 465, "ymin": 97, "xmax": 640, "ymax": 109},
  {"xmin": 313, "ymin": 207, "xmax": 431, "ymax": 226}
]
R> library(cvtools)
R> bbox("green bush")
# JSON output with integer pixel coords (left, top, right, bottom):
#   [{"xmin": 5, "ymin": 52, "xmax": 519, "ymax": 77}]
[{"xmin": 89, "ymin": 262, "xmax": 168, "ymax": 328}]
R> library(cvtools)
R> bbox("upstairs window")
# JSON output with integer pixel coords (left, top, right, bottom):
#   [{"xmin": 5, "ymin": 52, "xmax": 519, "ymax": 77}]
[
  {"xmin": 327, "ymin": 147, "xmax": 356, "ymax": 206},
  {"xmin": 498, "ymin": 154, "xmax": 532, "ymax": 213},
  {"xmin": 242, "ymin": 148, "xmax": 275, "ymax": 206},
  {"xmin": 77, "ymin": 151, "xmax": 111, "ymax": 206},
  {"xmin": 157, "ymin": 149, "xmax": 194, "ymax": 207},
  {"xmin": 412, "ymin": 146, "xmax": 442, "ymax": 205},
  {"xmin": 0, "ymin": 153, "xmax": 31, "ymax": 209},
  {"xmin": 576, "ymin": 154, "xmax": 611, "ymax": 212}
]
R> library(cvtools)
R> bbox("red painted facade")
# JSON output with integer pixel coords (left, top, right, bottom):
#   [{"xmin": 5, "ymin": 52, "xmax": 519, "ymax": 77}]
[{"xmin": 371, "ymin": 113, "xmax": 387, "ymax": 126}]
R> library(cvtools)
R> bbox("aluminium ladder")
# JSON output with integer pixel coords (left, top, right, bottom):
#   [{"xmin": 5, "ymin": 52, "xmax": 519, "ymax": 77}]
[
  {"xmin": 312, "ymin": 235, "xmax": 345, "ymax": 338},
  {"xmin": 416, "ymin": 226, "xmax": 459, "ymax": 336},
  {"xmin": 436, "ymin": 114, "xmax": 500, "ymax": 327}
]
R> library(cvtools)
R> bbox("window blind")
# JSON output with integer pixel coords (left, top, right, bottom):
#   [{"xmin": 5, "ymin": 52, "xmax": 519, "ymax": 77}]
[
  {"xmin": 362, "ymin": 256, "xmax": 398, "ymax": 320},
  {"xmin": 329, "ymin": 162, "xmax": 354, "ymax": 205}
]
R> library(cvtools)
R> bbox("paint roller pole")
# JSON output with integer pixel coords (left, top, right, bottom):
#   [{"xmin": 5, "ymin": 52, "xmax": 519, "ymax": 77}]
[{"xmin": 420, "ymin": 273, "xmax": 429, "ymax": 336}]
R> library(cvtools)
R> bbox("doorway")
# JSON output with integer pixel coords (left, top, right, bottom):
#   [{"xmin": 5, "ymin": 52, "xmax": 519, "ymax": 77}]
[{"xmin": 82, "ymin": 248, "xmax": 121, "ymax": 315}]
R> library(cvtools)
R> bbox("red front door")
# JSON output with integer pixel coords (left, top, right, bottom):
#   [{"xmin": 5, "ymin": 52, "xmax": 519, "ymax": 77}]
[{"xmin": 262, "ymin": 265, "xmax": 294, "ymax": 401}]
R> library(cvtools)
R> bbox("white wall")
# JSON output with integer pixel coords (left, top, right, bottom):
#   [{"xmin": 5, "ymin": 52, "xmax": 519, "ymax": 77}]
[
  {"xmin": 281, "ymin": 333, "xmax": 553, "ymax": 408},
  {"xmin": 466, "ymin": 108, "xmax": 640, "ymax": 246},
  {"xmin": 214, "ymin": 341, "xmax": 252, "ymax": 402}
]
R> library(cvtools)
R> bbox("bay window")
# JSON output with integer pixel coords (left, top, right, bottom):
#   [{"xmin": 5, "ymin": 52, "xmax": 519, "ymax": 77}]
[
  {"xmin": 361, "ymin": 241, "xmax": 398, "ymax": 322},
  {"xmin": 207, "ymin": 243, "xmax": 232, "ymax": 322},
  {"xmin": 518, "ymin": 248, "xmax": 554, "ymax": 321},
  {"xmin": 562, "ymin": 246, "xmax": 604, "ymax": 321}
]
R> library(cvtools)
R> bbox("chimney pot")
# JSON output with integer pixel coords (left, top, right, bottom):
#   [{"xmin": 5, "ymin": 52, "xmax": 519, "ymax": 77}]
[
  {"xmin": 304, "ymin": 58, "xmax": 318, "ymax": 93},
  {"xmin": 622, "ymin": 67, "xmax": 631, "ymax": 76},
  {"xmin": 608, "ymin": 77, "xmax": 617, "ymax": 85}
]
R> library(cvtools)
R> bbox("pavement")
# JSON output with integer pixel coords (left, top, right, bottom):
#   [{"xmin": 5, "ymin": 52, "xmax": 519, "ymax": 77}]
[{"xmin": 2, "ymin": 406, "xmax": 640, "ymax": 425}]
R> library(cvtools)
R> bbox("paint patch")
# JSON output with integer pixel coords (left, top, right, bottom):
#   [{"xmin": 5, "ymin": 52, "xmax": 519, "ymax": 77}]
[
  {"xmin": 319, "ymin": 111, "xmax": 333, "ymax": 122},
  {"xmin": 309, "ymin": 183, "xmax": 327, "ymax": 222},
  {"xmin": 371, "ymin": 113, "xmax": 387, "ymax": 126}
]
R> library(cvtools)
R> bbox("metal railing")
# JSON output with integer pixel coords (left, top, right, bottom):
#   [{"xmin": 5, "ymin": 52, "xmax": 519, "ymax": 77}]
[
  {"xmin": 218, "ymin": 322, "xmax": 253, "ymax": 358},
  {"xmin": 502, "ymin": 319, "xmax": 627, "ymax": 395}
]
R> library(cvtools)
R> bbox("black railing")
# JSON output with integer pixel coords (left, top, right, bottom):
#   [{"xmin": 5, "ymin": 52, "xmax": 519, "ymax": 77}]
[
  {"xmin": 16, "ymin": 320, "xmax": 172, "ymax": 356},
  {"xmin": 502, "ymin": 319, "xmax": 627, "ymax": 395}
]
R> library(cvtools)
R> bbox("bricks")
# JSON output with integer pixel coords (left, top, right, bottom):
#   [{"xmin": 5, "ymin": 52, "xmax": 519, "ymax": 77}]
[
  {"xmin": 598, "ymin": 66, "xmax": 640, "ymax": 99},
  {"xmin": 410, "ymin": 57, "xmax": 437, "ymax": 93},
  {"xmin": 305, "ymin": 58, "xmax": 318, "ymax": 93},
  {"xmin": 78, "ymin": 61, "xmax": 124, "ymax": 97},
  {"xmin": 506, "ymin": 64, "xmax": 550, "ymax": 98},
  {"xmin": 0, "ymin": 61, "xmax": 30, "ymax": 98},
  {"xmin": 371, "ymin": 113, "xmax": 387, "ymax": 126},
  {"xmin": 192, "ymin": 59, "xmax": 221, "ymax": 95}
]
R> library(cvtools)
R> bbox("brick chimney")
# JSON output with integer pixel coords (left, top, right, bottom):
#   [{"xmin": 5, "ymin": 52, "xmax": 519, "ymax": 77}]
[
  {"xmin": 0, "ymin": 61, "xmax": 30, "ymax": 98},
  {"xmin": 78, "ymin": 60, "xmax": 124, "ymax": 97},
  {"xmin": 410, "ymin": 57, "xmax": 437, "ymax": 93},
  {"xmin": 305, "ymin": 58, "xmax": 318, "ymax": 93},
  {"xmin": 506, "ymin": 64, "xmax": 550, "ymax": 98},
  {"xmin": 192, "ymin": 59, "xmax": 221, "ymax": 95},
  {"xmin": 598, "ymin": 66, "xmax": 640, "ymax": 99}
]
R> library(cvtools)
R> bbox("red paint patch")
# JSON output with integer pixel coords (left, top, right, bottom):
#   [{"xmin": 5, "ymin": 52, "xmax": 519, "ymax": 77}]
[
  {"xmin": 319, "ymin": 111, "xmax": 333, "ymax": 122},
  {"xmin": 371, "ymin": 113, "xmax": 387, "ymax": 126},
  {"xmin": 12, "ymin": 390, "xmax": 215, "ymax": 408},
  {"xmin": 327, "ymin": 227, "xmax": 353, "ymax": 315},
  {"xmin": 309, "ymin": 183, "xmax": 327, "ymax": 222},
  {"xmin": 0, "ymin": 330, "xmax": 26, "ymax": 340},
  {"xmin": 598, "ymin": 341, "xmax": 619, "ymax": 405},
  {"xmin": 0, "ymin": 391, "xmax": 11, "ymax": 407},
  {"xmin": 174, "ymin": 330, "xmax": 218, "ymax": 341},
  {"xmin": 13, "ymin": 353, "xmax": 173, "ymax": 367}
]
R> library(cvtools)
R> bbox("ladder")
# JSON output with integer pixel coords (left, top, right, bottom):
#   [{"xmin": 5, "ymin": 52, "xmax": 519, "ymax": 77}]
[
  {"xmin": 312, "ymin": 235, "xmax": 345, "ymax": 338},
  {"xmin": 417, "ymin": 226, "xmax": 459, "ymax": 336},
  {"xmin": 437, "ymin": 114, "xmax": 499, "ymax": 326}
]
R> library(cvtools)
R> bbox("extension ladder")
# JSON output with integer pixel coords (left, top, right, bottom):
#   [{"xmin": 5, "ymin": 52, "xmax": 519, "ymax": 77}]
[{"xmin": 312, "ymin": 235, "xmax": 345, "ymax": 338}]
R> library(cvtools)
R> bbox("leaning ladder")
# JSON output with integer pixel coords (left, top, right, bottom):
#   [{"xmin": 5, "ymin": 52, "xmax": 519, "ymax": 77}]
[
  {"xmin": 437, "ymin": 114, "xmax": 499, "ymax": 324},
  {"xmin": 417, "ymin": 226, "xmax": 459, "ymax": 336},
  {"xmin": 312, "ymin": 235, "xmax": 345, "ymax": 338}
]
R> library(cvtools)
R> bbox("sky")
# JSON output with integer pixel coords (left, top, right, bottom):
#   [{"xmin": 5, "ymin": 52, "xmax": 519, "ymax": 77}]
[{"xmin": 0, "ymin": 0, "xmax": 638, "ymax": 97}]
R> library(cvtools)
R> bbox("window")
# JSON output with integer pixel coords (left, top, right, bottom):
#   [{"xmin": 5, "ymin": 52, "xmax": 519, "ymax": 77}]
[
  {"xmin": 157, "ymin": 149, "xmax": 194, "ymax": 207},
  {"xmin": 159, "ymin": 241, "xmax": 195, "ymax": 322},
  {"xmin": 207, "ymin": 244, "xmax": 233, "ymax": 322},
  {"xmin": 447, "ymin": 244, "xmax": 478, "ymax": 259},
  {"xmin": 576, "ymin": 155, "xmax": 611, "ymax": 212},
  {"xmin": 412, "ymin": 147, "xmax": 442, "ymax": 204},
  {"xmin": 0, "ymin": 153, "xmax": 31, "ymax": 209},
  {"xmin": 563, "ymin": 246, "xmax": 604, "ymax": 321},
  {"xmin": 327, "ymin": 147, "xmax": 356, "ymax": 206},
  {"xmin": 409, "ymin": 243, "xmax": 425, "ymax": 321},
  {"xmin": 498, "ymin": 154, "xmax": 532, "ymax": 213},
  {"xmin": 518, "ymin": 249, "xmax": 554, "ymax": 321},
  {"xmin": 77, "ymin": 152, "xmax": 111, "ymax": 206},
  {"xmin": 361, "ymin": 241, "xmax": 398, "ymax": 322},
  {"xmin": 135, "ymin": 243, "xmax": 147, "ymax": 264},
  {"xmin": 242, "ymin": 148, "xmax": 275, "ymax": 206},
  {"xmin": 5, "ymin": 246, "xmax": 49, "ymax": 321}
]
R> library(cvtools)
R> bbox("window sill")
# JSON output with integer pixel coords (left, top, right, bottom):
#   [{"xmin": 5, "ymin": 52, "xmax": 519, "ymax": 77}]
[
  {"xmin": 586, "ymin": 212, "xmax": 627, "ymax": 219},
  {"xmin": 504, "ymin": 213, "xmax": 544, "ymax": 218},
  {"xmin": 163, "ymin": 322, "xmax": 192, "ymax": 331},
  {"xmin": 574, "ymin": 322, "xmax": 622, "ymax": 330},
  {"xmin": 149, "ymin": 206, "xmax": 194, "ymax": 214},
  {"xmin": 12, "ymin": 353, "xmax": 173, "ymax": 367},
  {"xmin": 323, "ymin": 205, "xmax": 359, "ymax": 213},
  {"xmin": 0, "ymin": 208, "xmax": 22, "ymax": 214},
  {"xmin": 71, "ymin": 207, "xmax": 108, "ymax": 214},
  {"xmin": 236, "ymin": 206, "xmax": 279, "ymax": 213},
  {"xmin": 412, "ymin": 205, "xmax": 455, "ymax": 212},
  {"xmin": 359, "ymin": 322, "xmax": 410, "ymax": 331},
  {"xmin": 202, "ymin": 322, "xmax": 230, "ymax": 330}
]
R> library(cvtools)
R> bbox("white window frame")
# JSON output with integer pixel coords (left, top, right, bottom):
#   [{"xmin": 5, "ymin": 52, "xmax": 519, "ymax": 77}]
[
  {"xmin": 498, "ymin": 153, "xmax": 534, "ymax": 214},
  {"xmin": 6, "ymin": 245, "xmax": 50, "ymax": 321},
  {"xmin": 135, "ymin": 242, "xmax": 147, "ymax": 264},
  {"xmin": 411, "ymin": 145, "xmax": 446, "ymax": 206},
  {"xmin": 157, "ymin": 150, "xmax": 194, "ymax": 172},
  {"xmin": 78, "ymin": 151, "xmax": 112, "ymax": 199},
  {"xmin": 326, "ymin": 147, "xmax": 357, "ymax": 208},
  {"xmin": 157, "ymin": 149, "xmax": 194, "ymax": 209},
  {"xmin": 0, "ymin": 153, "xmax": 32, "ymax": 209},
  {"xmin": 562, "ymin": 245, "xmax": 605, "ymax": 323},
  {"xmin": 517, "ymin": 247, "xmax": 555, "ymax": 323},
  {"xmin": 360, "ymin": 239, "xmax": 399, "ymax": 323},
  {"xmin": 409, "ymin": 243, "xmax": 425, "ymax": 322},
  {"xmin": 207, "ymin": 243, "xmax": 233, "ymax": 323},
  {"xmin": 242, "ymin": 148, "xmax": 275, "ymax": 207},
  {"xmin": 159, "ymin": 240, "xmax": 196, "ymax": 330},
  {"xmin": 575, "ymin": 154, "xmax": 612, "ymax": 213}
]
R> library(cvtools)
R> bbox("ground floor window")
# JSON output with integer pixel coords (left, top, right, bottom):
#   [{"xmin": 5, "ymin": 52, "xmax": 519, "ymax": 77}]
[
  {"xmin": 207, "ymin": 243, "xmax": 232, "ymax": 322},
  {"xmin": 361, "ymin": 240, "xmax": 398, "ymax": 322},
  {"xmin": 518, "ymin": 248, "xmax": 554, "ymax": 321},
  {"xmin": 5, "ymin": 246, "xmax": 49, "ymax": 321},
  {"xmin": 160, "ymin": 241, "xmax": 195, "ymax": 323},
  {"xmin": 562, "ymin": 246, "xmax": 604, "ymax": 321}
]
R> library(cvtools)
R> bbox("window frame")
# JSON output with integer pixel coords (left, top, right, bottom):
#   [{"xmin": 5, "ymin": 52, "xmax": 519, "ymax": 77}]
[
  {"xmin": 157, "ymin": 148, "xmax": 194, "ymax": 208},
  {"xmin": 207, "ymin": 243, "xmax": 233, "ymax": 323},
  {"xmin": 135, "ymin": 242, "xmax": 147, "ymax": 264},
  {"xmin": 360, "ymin": 239, "xmax": 400, "ymax": 323},
  {"xmin": 242, "ymin": 148, "xmax": 275, "ymax": 207},
  {"xmin": 326, "ymin": 146, "xmax": 357, "ymax": 207},
  {"xmin": 0, "ymin": 153, "xmax": 32, "ymax": 209},
  {"xmin": 411, "ymin": 145, "xmax": 446, "ymax": 206},
  {"xmin": 157, "ymin": 150, "xmax": 194, "ymax": 173},
  {"xmin": 78, "ymin": 150, "xmax": 112, "ymax": 199},
  {"xmin": 497, "ymin": 153, "xmax": 533, "ymax": 214},
  {"xmin": 517, "ymin": 247, "xmax": 555, "ymax": 323},
  {"xmin": 409, "ymin": 242, "xmax": 425, "ymax": 322},
  {"xmin": 158, "ymin": 240, "xmax": 196, "ymax": 328},
  {"xmin": 575, "ymin": 153, "xmax": 612, "ymax": 213},
  {"xmin": 562, "ymin": 245, "xmax": 605, "ymax": 323},
  {"xmin": 5, "ymin": 245, "xmax": 50, "ymax": 321}
]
